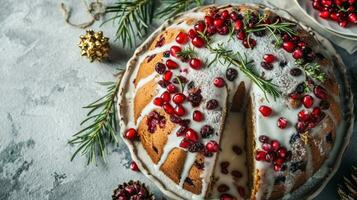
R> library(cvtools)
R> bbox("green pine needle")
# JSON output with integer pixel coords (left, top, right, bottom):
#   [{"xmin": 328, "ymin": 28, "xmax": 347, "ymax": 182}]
[
  {"xmin": 69, "ymin": 71, "xmax": 124, "ymax": 165},
  {"xmin": 156, "ymin": 0, "xmax": 203, "ymax": 19}
]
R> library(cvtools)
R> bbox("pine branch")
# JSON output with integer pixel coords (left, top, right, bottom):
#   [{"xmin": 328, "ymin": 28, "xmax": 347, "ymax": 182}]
[
  {"xmin": 156, "ymin": 0, "xmax": 203, "ymax": 19},
  {"xmin": 69, "ymin": 71, "xmax": 124, "ymax": 165},
  {"xmin": 177, "ymin": 45, "xmax": 196, "ymax": 60},
  {"xmin": 105, "ymin": 0, "xmax": 155, "ymax": 48},
  {"xmin": 207, "ymin": 43, "xmax": 281, "ymax": 101}
]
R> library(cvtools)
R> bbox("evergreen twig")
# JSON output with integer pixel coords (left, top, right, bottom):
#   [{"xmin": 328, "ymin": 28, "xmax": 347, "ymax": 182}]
[{"xmin": 156, "ymin": 0, "xmax": 203, "ymax": 19}]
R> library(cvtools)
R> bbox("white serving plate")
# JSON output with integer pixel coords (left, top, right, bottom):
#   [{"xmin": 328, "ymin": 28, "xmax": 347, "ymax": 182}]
[{"xmin": 296, "ymin": 0, "xmax": 357, "ymax": 38}]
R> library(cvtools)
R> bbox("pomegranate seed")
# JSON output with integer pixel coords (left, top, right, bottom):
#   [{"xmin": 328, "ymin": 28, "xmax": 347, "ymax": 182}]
[
  {"xmin": 221, "ymin": 10, "xmax": 229, "ymax": 19},
  {"xmin": 214, "ymin": 18, "xmax": 224, "ymax": 28},
  {"xmin": 213, "ymin": 77, "xmax": 225, "ymax": 88},
  {"xmin": 170, "ymin": 45, "xmax": 182, "ymax": 57},
  {"xmin": 312, "ymin": 107, "xmax": 321, "ymax": 117},
  {"xmin": 263, "ymin": 54, "xmax": 275, "ymax": 64},
  {"xmin": 236, "ymin": 30, "xmax": 245, "ymax": 40},
  {"xmin": 161, "ymin": 91, "xmax": 171, "ymax": 102},
  {"xmin": 265, "ymin": 151, "xmax": 276, "ymax": 162},
  {"xmin": 271, "ymin": 140, "xmax": 280, "ymax": 151},
  {"xmin": 217, "ymin": 26, "xmax": 229, "ymax": 35},
  {"xmin": 185, "ymin": 128, "xmax": 199, "ymax": 142},
  {"xmin": 174, "ymin": 105, "xmax": 186, "ymax": 116},
  {"xmin": 302, "ymin": 95, "xmax": 314, "ymax": 108},
  {"xmin": 292, "ymin": 49, "xmax": 303, "ymax": 59},
  {"xmin": 298, "ymin": 110, "xmax": 310, "ymax": 122},
  {"xmin": 180, "ymin": 138, "xmax": 191, "ymax": 148},
  {"xmin": 173, "ymin": 93, "xmax": 185, "ymax": 104},
  {"xmin": 166, "ymin": 83, "xmax": 177, "ymax": 93},
  {"xmin": 255, "ymin": 150, "xmax": 267, "ymax": 161},
  {"xmin": 330, "ymin": 13, "xmax": 339, "ymax": 21},
  {"xmin": 296, "ymin": 121, "xmax": 307, "ymax": 132},
  {"xmin": 262, "ymin": 143, "xmax": 272, "ymax": 151},
  {"xmin": 298, "ymin": 41, "xmax": 306, "ymax": 47},
  {"xmin": 188, "ymin": 29, "xmax": 197, "ymax": 39},
  {"xmin": 194, "ymin": 21, "xmax": 206, "ymax": 32},
  {"xmin": 243, "ymin": 38, "xmax": 256, "ymax": 49},
  {"xmin": 282, "ymin": 34, "xmax": 290, "ymax": 42},
  {"xmin": 206, "ymin": 140, "xmax": 219, "ymax": 153},
  {"xmin": 259, "ymin": 105, "xmax": 272, "ymax": 117},
  {"xmin": 192, "ymin": 37, "xmax": 205, "ymax": 48},
  {"xmin": 163, "ymin": 102, "xmax": 174, "ymax": 114},
  {"xmin": 277, "ymin": 147, "xmax": 287, "ymax": 158},
  {"xmin": 155, "ymin": 62, "xmax": 166, "ymax": 74},
  {"xmin": 204, "ymin": 16, "xmax": 214, "ymax": 25},
  {"xmin": 319, "ymin": 11, "xmax": 330, "ymax": 19},
  {"xmin": 259, "ymin": 135, "xmax": 270, "ymax": 143},
  {"xmin": 275, "ymin": 158, "xmax": 285, "ymax": 165},
  {"xmin": 277, "ymin": 117, "xmax": 288, "ymax": 129},
  {"xmin": 189, "ymin": 58, "xmax": 202, "ymax": 70},
  {"xmin": 193, "ymin": 110, "xmax": 204, "ymax": 122},
  {"xmin": 234, "ymin": 20, "xmax": 244, "ymax": 30},
  {"xmin": 230, "ymin": 11, "xmax": 239, "ymax": 21},
  {"xmin": 283, "ymin": 41, "xmax": 296, "ymax": 53},
  {"xmin": 176, "ymin": 126, "xmax": 187, "ymax": 136},
  {"xmin": 124, "ymin": 128, "xmax": 137, "ymax": 140},
  {"xmin": 166, "ymin": 59, "xmax": 179, "ymax": 69},
  {"xmin": 176, "ymin": 32, "xmax": 189, "ymax": 44},
  {"xmin": 339, "ymin": 21, "xmax": 348, "ymax": 27},
  {"xmin": 130, "ymin": 161, "xmax": 139, "ymax": 171},
  {"xmin": 163, "ymin": 71, "xmax": 172, "ymax": 81},
  {"xmin": 274, "ymin": 164, "xmax": 282, "ymax": 171},
  {"xmin": 314, "ymin": 86, "xmax": 327, "ymax": 99},
  {"xmin": 153, "ymin": 97, "xmax": 163, "ymax": 106}
]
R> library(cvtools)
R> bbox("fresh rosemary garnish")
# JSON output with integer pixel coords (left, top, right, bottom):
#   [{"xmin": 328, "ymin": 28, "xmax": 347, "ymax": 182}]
[
  {"xmin": 156, "ymin": 0, "xmax": 203, "ymax": 19},
  {"xmin": 175, "ymin": 76, "xmax": 186, "ymax": 92},
  {"xmin": 177, "ymin": 45, "xmax": 196, "ymax": 60},
  {"xmin": 302, "ymin": 62, "xmax": 326, "ymax": 82},
  {"xmin": 69, "ymin": 71, "xmax": 124, "ymax": 164},
  {"xmin": 105, "ymin": 0, "xmax": 155, "ymax": 48},
  {"xmin": 207, "ymin": 43, "xmax": 281, "ymax": 101}
]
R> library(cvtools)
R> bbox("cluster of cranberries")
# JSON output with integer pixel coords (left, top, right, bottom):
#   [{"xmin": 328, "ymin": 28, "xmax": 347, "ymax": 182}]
[
  {"xmin": 255, "ymin": 135, "xmax": 292, "ymax": 171},
  {"xmin": 312, "ymin": 0, "xmax": 357, "ymax": 27},
  {"xmin": 112, "ymin": 180, "xmax": 152, "ymax": 200}
]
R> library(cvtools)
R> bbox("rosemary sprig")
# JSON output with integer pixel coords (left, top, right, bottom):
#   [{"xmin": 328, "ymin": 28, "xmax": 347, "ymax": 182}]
[
  {"xmin": 177, "ymin": 45, "xmax": 196, "ymax": 60},
  {"xmin": 156, "ymin": 0, "xmax": 203, "ymax": 19},
  {"xmin": 105, "ymin": 0, "xmax": 155, "ymax": 48},
  {"xmin": 302, "ymin": 62, "xmax": 326, "ymax": 82},
  {"xmin": 207, "ymin": 43, "xmax": 281, "ymax": 101},
  {"xmin": 69, "ymin": 71, "xmax": 124, "ymax": 165}
]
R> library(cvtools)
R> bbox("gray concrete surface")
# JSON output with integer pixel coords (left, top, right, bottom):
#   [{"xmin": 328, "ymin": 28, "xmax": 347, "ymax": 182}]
[{"xmin": 0, "ymin": 0, "xmax": 356, "ymax": 199}]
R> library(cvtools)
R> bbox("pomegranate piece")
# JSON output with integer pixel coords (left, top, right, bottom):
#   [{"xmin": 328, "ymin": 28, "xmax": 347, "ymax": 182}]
[
  {"xmin": 172, "ymin": 93, "xmax": 186, "ymax": 104},
  {"xmin": 277, "ymin": 117, "xmax": 288, "ymax": 129},
  {"xmin": 302, "ymin": 95, "xmax": 314, "ymax": 108},
  {"xmin": 189, "ymin": 58, "xmax": 203, "ymax": 70},
  {"xmin": 263, "ymin": 54, "xmax": 275, "ymax": 64},
  {"xmin": 124, "ymin": 128, "xmax": 137, "ymax": 140},
  {"xmin": 175, "ymin": 32, "xmax": 189, "ymax": 44},
  {"xmin": 166, "ymin": 59, "xmax": 179, "ymax": 69},
  {"xmin": 259, "ymin": 105, "xmax": 272, "ymax": 117},
  {"xmin": 192, "ymin": 36, "xmax": 205, "ymax": 48},
  {"xmin": 130, "ymin": 161, "xmax": 139, "ymax": 171},
  {"xmin": 205, "ymin": 140, "xmax": 219, "ymax": 153},
  {"xmin": 170, "ymin": 45, "xmax": 182, "ymax": 57},
  {"xmin": 185, "ymin": 128, "xmax": 199, "ymax": 142},
  {"xmin": 193, "ymin": 110, "xmax": 204, "ymax": 122}
]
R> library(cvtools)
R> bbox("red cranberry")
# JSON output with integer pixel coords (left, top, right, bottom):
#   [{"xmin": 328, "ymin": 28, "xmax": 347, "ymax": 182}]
[
  {"xmin": 259, "ymin": 105, "xmax": 272, "ymax": 117},
  {"xmin": 163, "ymin": 71, "xmax": 172, "ymax": 81},
  {"xmin": 234, "ymin": 20, "xmax": 244, "ymax": 30},
  {"xmin": 292, "ymin": 49, "xmax": 303, "ymax": 59},
  {"xmin": 302, "ymin": 95, "xmax": 314, "ymax": 108},
  {"xmin": 192, "ymin": 37, "xmax": 205, "ymax": 48},
  {"xmin": 205, "ymin": 16, "xmax": 214, "ymax": 25},
  {"xmin": 166, "ymin": 59, "xmax": 179, "ymax": 69},
  {"xmin": 193, "ymin": 110, "xmax": 204, "ymax": 122},
  {"xmin": 174, "ymin": 105, "xmax": 186, "ymax": 116},
  {"xmin": 298, "ymin": 110, "xmax": 310, "ymax": 122},
  {"xmin": 255, "ymin": 150, "xmax": 267, "ymax": 161},
  {"xmin": 314, "ymin": 86, "xmax": 327, "ymax": 99},
  {"xmin": 153, "ymin": 97, "xmax": 163, "ymax": 106},
  {"xmin": 173, "ymin": 93, "xmax": 185, "ymax": 104},
  {"xmin": 161, "ymin": 91, "xmax": 171, "ymax": 102},
  {"xmin": 180, "ymin": 138, "xmax": 191, "ymax": 148},
  {"xmin": 206, "ymin": 99, "xmax": 219, "ymax": 110},
  {"xmin": 162, "ymin": 103, "xmax": 174, "ymax": 114},
  {"xmin": 124, "ymin": 128, "xmax": 137, "ymax": 140},
  {"xmin": 214, "ymin": 18, "xmax": 224, "ymax": 28},
  {"xmin": 206, "ymin": 140, "xmax": 219, "ymax": 153},
  {"xmin": 188, "ymin": 29, "xmax": 197, "ymax": 39},
  {"xmin": 170, "ymin": 45, "xmax": 182, "ymax": 57},
  {"xmin": 185, "ymin": 128, "xmax": 199, "ymax": 142},
  {"xmin": 263, "ymin": 54, "xmax": 275, "ymax": 64},
  {"xmin": 155, "ymin": 62, "xmax": 166, "ymax": 74},
  {"xmin": 236, "ymin": 30, "xmax": 245, "ymax": 40},
  {"xmin": 271, "ymin": 140, "xmax": 280, "ymax": 151},
  {"xmin": 189, "ymin": 58, "xmax": 202, "ymax": 70},
  {"xmin": 277, "ymin": 117, "xmax": 288, "ymax": 129},
  {"xmin": 213, "ymin": 77, "xmax": 225, "ymax": 88},
  {"xmin": 194, "ymin": 21, "xmax": 206, "ymax": 32},
  {"xmin": 130, "ymin": 161, "xmax": 139, "ymax": 171},
  {"xmin": 277, "ymin": 147, "xmax": 287, "ymax": 158},
  {"xmin": 283, "ymin": 41, "xmax": 296, "ymax": 53},
  {"xmin": 175, "ymin": 32, "xmax": 189, "ymax": 44},
  {"xmin": 243, "ymin": 38, "xmax": 256, "ymax": 49},
  {"xmin": 166, "ymin": 83, "xmax": 177, "ymax": 93}
]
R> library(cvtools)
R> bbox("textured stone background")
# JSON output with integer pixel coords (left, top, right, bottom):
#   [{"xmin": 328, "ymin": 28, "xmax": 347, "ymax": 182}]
[{"xmin": 0, "ymin": 0, "xmax": 356, "ymax": 199}]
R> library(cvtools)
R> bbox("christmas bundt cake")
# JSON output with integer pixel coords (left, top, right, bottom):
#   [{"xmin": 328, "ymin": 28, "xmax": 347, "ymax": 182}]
[{"xmin": 117, "ymin": 4, "xmax": 343, "ymax": 200}]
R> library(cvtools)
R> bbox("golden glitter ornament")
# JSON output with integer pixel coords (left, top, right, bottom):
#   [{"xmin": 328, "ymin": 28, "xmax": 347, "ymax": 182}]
[{"xmin": 78, "ymin": 30, "xmax": 109, "ymax": 62}]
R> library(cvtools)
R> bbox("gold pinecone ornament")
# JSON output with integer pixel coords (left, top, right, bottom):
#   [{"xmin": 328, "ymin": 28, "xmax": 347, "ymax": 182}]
[{"xmin": 78, "ymin": 30, "xmax": 109, "ymax": 62}]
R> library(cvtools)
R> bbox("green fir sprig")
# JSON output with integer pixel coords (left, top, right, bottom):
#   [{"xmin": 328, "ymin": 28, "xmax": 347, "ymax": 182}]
[
  {"xmin": 177, "ymin": 45, "xmax": 196, "ymax": 60},
  {"xmin": 156, "ymin": 0, "xmax": 203, "ymax": 19},
  {"xmin": 69, "ymin": 71, "xmax": 124, "ymax": 165}
]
